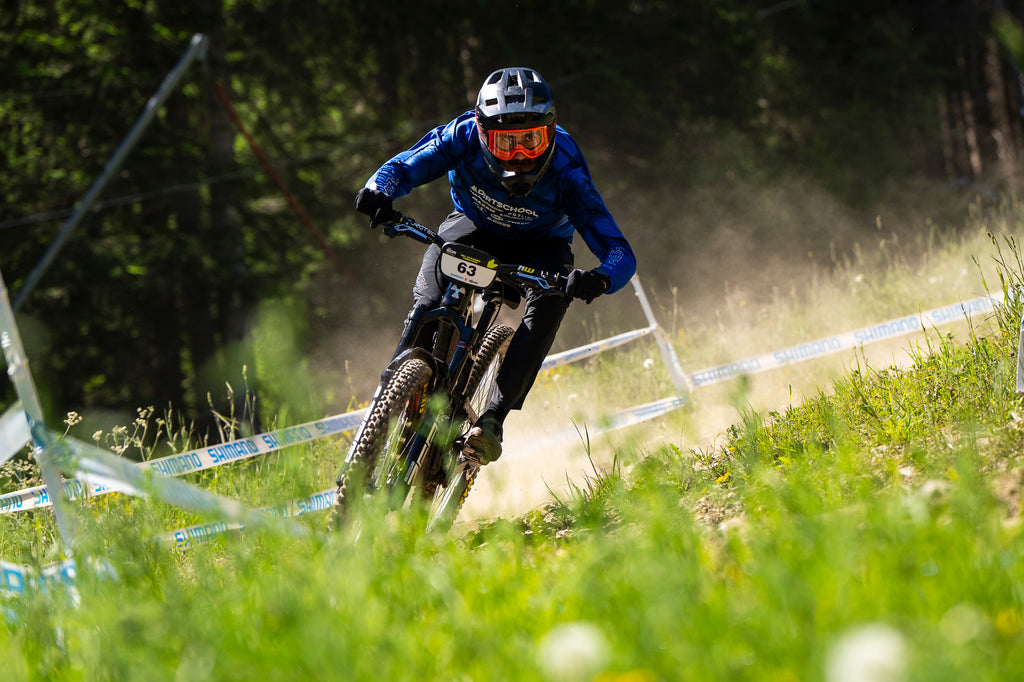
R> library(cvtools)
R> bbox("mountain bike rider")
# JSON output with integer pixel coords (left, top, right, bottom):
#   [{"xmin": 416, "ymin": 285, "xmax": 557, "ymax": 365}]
[{"xmin": 354, "ymin": 67, "xmax": 636, "ymax": 465}]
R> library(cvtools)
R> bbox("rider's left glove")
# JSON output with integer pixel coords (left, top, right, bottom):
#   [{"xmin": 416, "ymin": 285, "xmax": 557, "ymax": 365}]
[
  {"xmin": 355, "ymin": 187, "xmax": 399, "ymax": 227},
  {"xmin": 566, "ymin": 269, "xmax": 611, "ymax": 304}
]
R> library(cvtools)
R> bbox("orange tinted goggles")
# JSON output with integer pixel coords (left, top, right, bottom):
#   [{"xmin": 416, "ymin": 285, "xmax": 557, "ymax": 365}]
[{"xmin": 486, "ymin": 126, "xmax": 550, "ymax": 161}]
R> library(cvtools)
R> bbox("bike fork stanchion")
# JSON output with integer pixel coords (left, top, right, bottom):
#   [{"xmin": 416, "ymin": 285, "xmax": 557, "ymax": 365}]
[{"xmin": 630, "ymin": 275, "xmax": 692, "ymax": 396}]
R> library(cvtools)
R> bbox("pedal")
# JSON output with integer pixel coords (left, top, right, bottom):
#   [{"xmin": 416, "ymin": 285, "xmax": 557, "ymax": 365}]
[{"xmin": 451, "ymin": 436, "xmax": 481, "ymax": 469}]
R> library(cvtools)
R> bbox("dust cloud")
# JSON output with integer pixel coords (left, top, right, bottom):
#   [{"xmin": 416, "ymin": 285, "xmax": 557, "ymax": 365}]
[{"xmin": 306, "ymin": 163, "xmax": 990, "ymax": 521}]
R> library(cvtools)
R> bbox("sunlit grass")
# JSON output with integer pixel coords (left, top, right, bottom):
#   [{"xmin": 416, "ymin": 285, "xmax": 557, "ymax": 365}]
[{"xmin": 4, "ymin": 196, "xmax": 1024, "ymax": 679}]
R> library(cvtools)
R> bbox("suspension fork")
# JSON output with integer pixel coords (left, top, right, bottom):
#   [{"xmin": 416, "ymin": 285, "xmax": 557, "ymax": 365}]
[
  {"xmin": 395, "ymin": 303, "xmax": 467, "ymax": 489},
  {"xmin": 395, "ymin": 289, "xmax": 501, "ymax": 489},
  {"xmin": 450, "ymin": 296, "xmax": 501, "ymax": 393},
  {"xmin": 402, "ymin": 297, "xmax": 502, "ymax": 489},
  {"xmin": 393, "ymin": 304, "xmax": 429, "ymax": 359}
]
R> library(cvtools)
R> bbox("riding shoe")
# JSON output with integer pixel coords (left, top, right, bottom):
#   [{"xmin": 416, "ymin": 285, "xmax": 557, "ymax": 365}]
[{"xmin": 463, "ymin": 413, "xmax": 503, "ymax": 465}]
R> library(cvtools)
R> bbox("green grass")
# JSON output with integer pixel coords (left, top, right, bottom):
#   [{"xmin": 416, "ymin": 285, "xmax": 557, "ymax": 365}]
[{"xmin": 5, "ymin": 198, "xmax": 1024, "ymax": 680}]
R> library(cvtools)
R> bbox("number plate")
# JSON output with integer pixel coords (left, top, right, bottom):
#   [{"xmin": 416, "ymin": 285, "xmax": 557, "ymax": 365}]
[{"xmin": 439, "ymin": 243, "xmax": 499, "ymax": 288}]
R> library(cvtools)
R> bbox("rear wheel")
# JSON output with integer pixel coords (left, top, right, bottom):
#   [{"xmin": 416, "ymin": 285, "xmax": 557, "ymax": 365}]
[
  {"xmin": 465, "ymin": 324, "xmax": 515, "ymax": 422},
  {"xmin": 425, "ymin": 324, "xmax": 514, "ymax": 531},
  {"xmin": 335, "ymin": 358, "xmax": 433, "ymax": 516},
  {"xmin": 426, "ymin": 464, "xmax": 479, "ymax": 532}
]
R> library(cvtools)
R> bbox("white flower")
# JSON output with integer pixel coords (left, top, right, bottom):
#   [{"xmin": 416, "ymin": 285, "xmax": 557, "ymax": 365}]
[
  {"xmin": 826, "ymin": 623, "xmax": 907, "ymax": 682},
  {"xmin": 536, "ymin": 621, "xmax": 609, "ymax": 682}
]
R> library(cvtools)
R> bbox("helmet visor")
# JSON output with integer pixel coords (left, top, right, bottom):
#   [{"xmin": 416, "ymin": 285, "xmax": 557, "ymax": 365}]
[{"xmin": 486, "ymin": 126, "xmax": 550, "ymax": 161}]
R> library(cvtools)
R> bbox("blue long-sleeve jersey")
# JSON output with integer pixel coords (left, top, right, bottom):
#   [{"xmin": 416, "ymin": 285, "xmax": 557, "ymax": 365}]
[{"xmin": 365, "ymin": 111, "xmax": 637, "ymax": 294}]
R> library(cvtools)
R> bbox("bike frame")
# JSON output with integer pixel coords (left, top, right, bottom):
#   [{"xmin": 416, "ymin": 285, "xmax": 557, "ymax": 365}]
[
  {"xmin": 384, "ymin": 282, "xmax": 499, "ymax": 489},
  {"xmin": 339, "ymin": 215, "xmax": 566, "ymax": 503}
]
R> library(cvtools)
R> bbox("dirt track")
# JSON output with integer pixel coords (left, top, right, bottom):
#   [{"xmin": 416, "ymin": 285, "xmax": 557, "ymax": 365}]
[{"xmin": 459, "ymin": 321, "xmax": 982, "ymax": 523}]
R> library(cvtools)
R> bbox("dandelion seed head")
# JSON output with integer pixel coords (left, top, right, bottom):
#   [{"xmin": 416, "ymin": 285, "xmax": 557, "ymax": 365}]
[
  {"xmin": 537, "ymin": 621, "xmax": 609, "ymax": 682},
  {"xmin": 826, "ymin": 623, "xmax": 907, "ymax": 682}
]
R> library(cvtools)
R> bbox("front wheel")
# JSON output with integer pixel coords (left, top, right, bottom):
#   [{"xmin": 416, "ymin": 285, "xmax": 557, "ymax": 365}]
[{"xmin": 335, "ymin": 358, "xmax": 433, "ymax": 516}]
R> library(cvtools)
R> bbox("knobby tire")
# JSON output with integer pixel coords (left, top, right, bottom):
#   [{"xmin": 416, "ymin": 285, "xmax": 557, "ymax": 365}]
[{"xmin": 336, "ymin": 358, "xmax": 433, "ymax": 516}]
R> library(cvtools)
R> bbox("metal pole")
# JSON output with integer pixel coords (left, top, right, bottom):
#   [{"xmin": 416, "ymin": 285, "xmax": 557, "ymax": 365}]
[
  {"xmin": 14, "ymin": 33, "xmax": 210, "ymax": 311},
  {"xmin": 0, "ymin": 268, "xmax": 76, "ymax": 548},
  {"xmin": 630, "ymin": 275, "xmax": 693, "ymax": 396}
]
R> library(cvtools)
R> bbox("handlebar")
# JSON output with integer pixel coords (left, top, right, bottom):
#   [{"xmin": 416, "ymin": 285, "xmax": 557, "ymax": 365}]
[
  {"xmin": 380, "ymin": 214, "xmax": 568, "ymax": 295},
  {"xmin": 380, "ymin": 214, "xmax": 444, "ymax": 247}
]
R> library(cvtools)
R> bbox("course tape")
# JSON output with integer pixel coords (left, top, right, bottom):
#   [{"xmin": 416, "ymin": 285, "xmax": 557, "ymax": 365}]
[
  {"xmin": 0, "ymin": 409, "xmax": 365, "ymax": 515},
  {"xmin": 688, "ymin": 295, "xmax": 998, "ymax": 388},
  {"xmin": 0, "ymin": 402, "xmax": 30, "ymax": 466},
  {"xmin": 166, "ymin": 393, "xmax": 698, "ymax": 547},
  {"xmin": 1, "ymin": 556, "xmax": 121, "ymax": 601},
  {"xmin": 0, "ymin": 293, "xmax": 1001, "ymax": 527},
  {"xmin": 159, "ymin": 487, "xmax": 336, "ymax": 548},
  {"xmin": 117, "ymin": 291, "xmax": 1006, "ymax": 546},
  {"xmin": 1, "ymin": 558, "xmax": 77, "ymax": 599},
  {"xmin": 70, "ymin": 437, "xmax": 309, "ymax": 539},
  {"xmin": 604, "ymin": 396, "xmax": 687, "ymax": 431},
  {"xmin": 541, "ymin": 326, "xmax": 653, "ymax": 371}
]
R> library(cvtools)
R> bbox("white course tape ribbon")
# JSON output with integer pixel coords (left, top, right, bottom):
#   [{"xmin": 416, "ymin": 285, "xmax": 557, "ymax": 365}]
[
  {"xmin": 69, "ymin": 437, "xmax": 310, "ymax": 538},
  {"xmin": 91, "ymin": 294, "xmax": 1007, "ymax": 547},
  {"xmin": 161, "ymin": 392, "xmax": 684, "ymax": 545},
  {"xmin": 163, "ymin": 392, "xmax": 685, "ymax": 546},
  {"xmin": 502, "ymin": 395, "xmax": 687, "ymax": 463},
  {"xmin": 2, "ymin": 557, "xmax": 119, "ymax": 602},
  {"xmin": 688, "ymin": 295, "xmax": 998, "ymax": 388},
  {"xmin": 0, "ymin": 293, "xmax": 1002, "ymax": 525},
  {"xmin": 541, "ymin": 326, "xmax": 654, "ymax": 371},
  {"xmin": 0, "ymin": 409, "xmax": 365, "ymax": 515},
  {"xmin": 1, "ymin": 558, "xmax": 77, "ymax": 598},
  {"xmin": 603, "ymin": 396, "xmax": 687, "ymax": 430},
  {"xmin": 159, "ymin": 487, "xmax": 336, "ymax": 548},
  {"xmin": 0, "ymin": 402, "xmax": 30, "ymax": 467},
  {"xmin": 157, "ymin": 397, "xmax": 687, "ymax": 546}
]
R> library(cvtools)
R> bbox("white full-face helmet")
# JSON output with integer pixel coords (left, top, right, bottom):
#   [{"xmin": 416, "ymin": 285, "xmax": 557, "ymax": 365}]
[{"xmin": 475, "ymin": 67, "xmax": 557, "ymax": 197}]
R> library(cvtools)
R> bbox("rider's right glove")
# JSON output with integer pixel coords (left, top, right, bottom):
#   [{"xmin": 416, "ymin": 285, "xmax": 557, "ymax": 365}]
[
  {"xmin": 566, "ymin": 268, "xmax": 611, "ymax": 304},
  {"xmin": 355, "ymin": 187, "xmax": 399, "ymax": 227}
]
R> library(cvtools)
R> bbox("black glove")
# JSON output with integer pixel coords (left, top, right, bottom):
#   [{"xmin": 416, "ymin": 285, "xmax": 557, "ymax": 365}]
[
  {"xmin": 354, "ymin": 187, "xmax": 398, "ymax": 227},
  {"xmin": 566, "ymin": 269, "xmax": 611, "ymax": 304}
]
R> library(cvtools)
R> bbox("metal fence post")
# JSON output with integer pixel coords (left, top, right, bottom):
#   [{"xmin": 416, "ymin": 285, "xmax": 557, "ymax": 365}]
[
  {"xmin": 630, "ymin": 275, "xmax": 693, "ymax": 396},
  {"xmin": 0, "ymin": 268, "xmax": 77, "ymax": 549},
  {"xmin": 14, "ymin": 33, "xmax": 210, "ymax": 311}
]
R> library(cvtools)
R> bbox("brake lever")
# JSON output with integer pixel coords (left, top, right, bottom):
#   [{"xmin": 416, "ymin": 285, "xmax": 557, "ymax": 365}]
[
  {"xmin": 520, "ymin": 267, "xmax": 568, "ymax": 295},
  {"xmin": 378, "ymin": 211, "xmax": 412, "ymax": 239}
]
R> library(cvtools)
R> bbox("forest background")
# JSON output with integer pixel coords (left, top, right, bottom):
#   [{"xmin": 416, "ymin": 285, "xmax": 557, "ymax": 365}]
[{"xmin": 3, "ymin": 0, "xmax": 1024, "ymax": 438}]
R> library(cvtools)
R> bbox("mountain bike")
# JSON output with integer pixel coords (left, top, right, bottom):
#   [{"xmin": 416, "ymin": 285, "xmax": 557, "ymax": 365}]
[{"xmin": 334, "ymin": 215, "xmax": 568, "ymax": 531}]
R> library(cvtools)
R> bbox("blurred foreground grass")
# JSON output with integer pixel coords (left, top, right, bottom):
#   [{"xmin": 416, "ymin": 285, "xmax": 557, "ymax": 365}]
[{"xmin": 4, "ymin": 198, "xmax": 1024, "ymax": 680}]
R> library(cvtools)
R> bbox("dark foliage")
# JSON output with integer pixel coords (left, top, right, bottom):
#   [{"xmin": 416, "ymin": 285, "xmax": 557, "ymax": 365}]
[{"xmin": 2, "ymin": 0, "xmax": 1023, "ymax": 428}]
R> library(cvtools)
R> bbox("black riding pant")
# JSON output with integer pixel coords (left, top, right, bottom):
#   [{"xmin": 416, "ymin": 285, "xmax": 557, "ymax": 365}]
[{"xmin": 411, "ymin": 212, "xmax": 573, "ymax": 419}]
